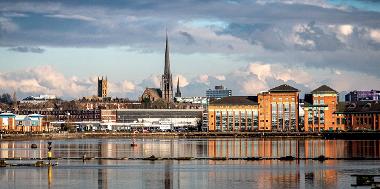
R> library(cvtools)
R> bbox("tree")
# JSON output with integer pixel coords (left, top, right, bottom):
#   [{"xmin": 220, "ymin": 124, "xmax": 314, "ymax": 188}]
[{"xmin": 0, "ymin": 93, "xmax": 13, "ymax": 105}]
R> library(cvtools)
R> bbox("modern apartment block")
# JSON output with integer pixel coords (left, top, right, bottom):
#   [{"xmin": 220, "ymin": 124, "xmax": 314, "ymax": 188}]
[
  {"xmin": 208, "ymin": 96, "xmax": 259, "ymax": 132},
  {"xmin": 206, "ymin": 85, "xmax": 232, "ymax": 99},
  {"xmin": 345, "ymin": 90, "xmax": 380, "ymax": 102},
  {"xmin": 0, "ymin": 113, "xmax": 46, "ymax": 132},
  {"xmin": 335, "ymin": 101, "xmax": 380, "ymax": 131},
  {"xmin": 258, "ymin": 84, "xmax": 299, "ymax": 131},
  {"xmin": 208, "ymin": 84, "xmax": 299, "ymax": 132},
  {"xmin": 303, "ymin": 85, "xmax": 342, "ymax": 132}
]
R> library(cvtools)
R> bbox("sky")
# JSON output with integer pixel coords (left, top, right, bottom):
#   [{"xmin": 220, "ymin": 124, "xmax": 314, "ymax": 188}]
[{"xmin": 1, "ymin": 0, "xmax": 380, "ymax": 100}]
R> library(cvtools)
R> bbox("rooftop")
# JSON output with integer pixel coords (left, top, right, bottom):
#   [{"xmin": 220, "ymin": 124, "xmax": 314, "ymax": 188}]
[
  {"xmin": 311, "ymin": 85, "xmax": 337, "ymax": 94},
  {"xmin": 269, "ymin": 84, "xmax": 299, "ymax": 92},
  {"xmin": 335, "ymin": 101, "xmax": 380, "ymax": 113},
  {"xmin": 210, "ymin": 96, "xmax": 258, "ymax": 105}
]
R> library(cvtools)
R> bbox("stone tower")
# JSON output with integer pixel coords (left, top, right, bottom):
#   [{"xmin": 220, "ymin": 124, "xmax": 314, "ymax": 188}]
[
  {"xmin": 175, "ymin": 77, "xmax": 181, "ymax": 98},
  {"xmin": 161, "ymin": 33, "xmax": 173, "ymax": 102},
  {"xmin": 98, "ymin": 76, "xmax": 108, "ymax": 98}
]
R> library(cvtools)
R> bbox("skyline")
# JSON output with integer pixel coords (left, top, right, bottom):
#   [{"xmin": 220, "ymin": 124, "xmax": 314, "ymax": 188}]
[{"xmin": 1, "ymin": 0, "xmax": 380, "ymax": 100}]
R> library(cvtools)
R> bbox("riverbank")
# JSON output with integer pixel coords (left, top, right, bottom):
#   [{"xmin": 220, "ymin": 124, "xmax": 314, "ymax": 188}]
[
  {"xmin": 0, "ymin": 132, "xmax": 323, "ymax": 141},
  {"xmin": 1, "ymin": 131, "xmax": 380, "ymax": 141}
]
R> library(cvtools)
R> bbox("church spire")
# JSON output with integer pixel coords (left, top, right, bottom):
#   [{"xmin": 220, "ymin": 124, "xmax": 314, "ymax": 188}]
[
  {"xmin": 175, "ymin": 77, "xmax": 181, "ymax": 98},
  {"xmin": 161, "ymin": 31, "xmax": 174, "ymax": 103},
  {"xmin": 164, "ymin": 31, "xmax": 170, "ymax": 76}
]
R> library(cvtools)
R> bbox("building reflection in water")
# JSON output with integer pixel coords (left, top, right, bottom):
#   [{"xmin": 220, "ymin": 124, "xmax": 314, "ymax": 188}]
[
  {"xmin": 48, "ymin": 165, "xmax": 53, "ymax": 189},
  {"xmin": 1, "ymin": 138, "xmax": 380, "ymax": 189},
  {"xmin": 207, "ymin": 138, "xmax": 380, "ymax": 159},
  {"xmin": 0, "ymin": 138, "xmax": 380, "ymax": 160}
]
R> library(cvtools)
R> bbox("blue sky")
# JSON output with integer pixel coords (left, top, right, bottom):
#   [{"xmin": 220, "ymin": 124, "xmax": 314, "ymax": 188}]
[{"xmin": 0, "ymin": 0, "xmax": 380, "ymax": 100}]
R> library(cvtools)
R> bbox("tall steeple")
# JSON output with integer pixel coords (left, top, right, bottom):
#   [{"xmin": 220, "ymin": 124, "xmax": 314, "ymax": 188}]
[
  {"xmin": 161, "ymin": 32, "xmax": 174, "ymax": 102},
  {"xmin": 175, "ymin": 77, "xmax": 181, "ymax": 98},
  {"xmin": 164, "ymin": 31, "xmax": 171, "ymax": 75}
]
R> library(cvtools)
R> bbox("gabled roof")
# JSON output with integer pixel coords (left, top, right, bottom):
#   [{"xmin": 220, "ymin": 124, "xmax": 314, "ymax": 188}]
[
  {"xmin": 269, "ymin": 84, "xmax": 299, "ymax": 92},
  {"xmin": 210, "ymin": 96, "xmax": 258, "ymax": 105},
  {"xmin": 311, "ymin": 85, "xmax": 337, "ymax": 94}
]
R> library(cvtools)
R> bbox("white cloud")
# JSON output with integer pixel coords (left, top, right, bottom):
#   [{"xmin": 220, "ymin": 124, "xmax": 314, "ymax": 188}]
[
  {"xmin": 196, "ymin": 74, "xmax": 209, "ymax": 83},
  {"xmin": 214, "ymin": 75, "xmax": 226, "ymax": 81},
  {"xmin": 339, "ymin": 24, "xmax": 353, "ymax": 36},
  {"xmin": 247, "ymin": 62, "xmax": 272, "ymax": 81},
  {"xmin": 121, "ymin": 80, "xmax": 136, "ymax": 92},
  {"xmin": 45, "ymin": 14, "xmax": 96, "ymax": 21},
  {"xmin": 370, "ymin": 29, "xmax": 380, "ymax": 43}
]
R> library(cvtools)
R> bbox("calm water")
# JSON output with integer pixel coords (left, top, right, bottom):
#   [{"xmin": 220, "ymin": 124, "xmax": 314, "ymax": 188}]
[{"xmin": 1, "ymin": 138, "xmax": 380, "ymax": 189}]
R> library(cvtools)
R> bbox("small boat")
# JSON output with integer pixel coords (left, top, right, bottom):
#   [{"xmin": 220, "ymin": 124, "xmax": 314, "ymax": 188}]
[{"xmin": 31, "ymin": 144, "xmax": 38, "ymax": 149}]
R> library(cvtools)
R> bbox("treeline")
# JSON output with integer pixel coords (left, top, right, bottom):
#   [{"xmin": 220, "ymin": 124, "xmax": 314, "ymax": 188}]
[{"xmin": 0, "ymin": 93, "xmax": 14, "ymax": 105}]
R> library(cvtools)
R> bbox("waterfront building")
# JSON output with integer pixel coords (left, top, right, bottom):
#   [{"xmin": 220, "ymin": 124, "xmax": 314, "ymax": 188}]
[
  {"xmin": 206, "ymin": 85, "xmax": 232, "ymax": 99},
  {"xmin": 15, "ymin": 114, "xmax": 45, "ymax": 132},
  {"xmin": 303, "ymin": 85, "xmax": 342, "ymax": 132},
  {"xmin": 335, "ymin": 101, "xmax": 380, "ymax": 131},
  {"xmin": 161, "ymin": 33, "xmax": 174, "ymax": 103},
  {"xmin": 207, "ymin": 84, "xmax": 299, "ymax": 132},
  {"xmin": 0, "ymin": 112, "xmax": 15, "ymax": 131},
  {"xmin": 100, "ymin": 109, "xmax": 203, "ymax": 131},
  {"xmin": 345, "ymin": 90, "xmax": 380, "ymax": 102},
  {"xmin": 258, "ymin": 84, "xmax": 299, "ymax": 131},
  {"xmin": 208, "ymin": 96, "xmax": 259, "ymax": 131},
  {"xmin": 0, "ymin": 113, "xmax": 45, "ymax": 132},
  {"xmin": 98, "ymin": 76, "xmax": 108, "ymax": 98}
]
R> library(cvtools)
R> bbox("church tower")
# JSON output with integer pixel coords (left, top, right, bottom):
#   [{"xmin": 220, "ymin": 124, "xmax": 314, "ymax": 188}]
[
  {"xmin": 175, "ymin": 77, "xmax": 181, "ymax": 98},
  {"xmin": 161, "ymin": 33, "xmax": 174, "ymax": 102},
  {"xmin": 98, "ymin": 76, "xmax": 108, "ymax": 98}
]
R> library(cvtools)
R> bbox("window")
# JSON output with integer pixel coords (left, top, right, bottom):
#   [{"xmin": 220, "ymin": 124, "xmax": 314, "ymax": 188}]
[{"xmin": 320, "ymin": 99, "xmax": 324, "ymax": 105}]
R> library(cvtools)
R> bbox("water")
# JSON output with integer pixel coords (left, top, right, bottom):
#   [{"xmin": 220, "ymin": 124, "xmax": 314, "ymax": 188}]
[{"xmin": 1, "ymin": 138, "xmax": 380, "ymax": 189}]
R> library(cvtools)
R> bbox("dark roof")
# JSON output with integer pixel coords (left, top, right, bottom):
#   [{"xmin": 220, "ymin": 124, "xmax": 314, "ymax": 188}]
[
  {"xmin": 335, "ymin": 101, "xmax": 380, "ymax": 114},
  {"xmin": 269, "ymin": 84, "xmax": 299, "ymax": 92},
  {"xmin": 311, "ymin": 85, "xmax": 337, "ymax": 94},
  {"xmin": 145, "ymin": 88, "xmax": 162, "ymax": 97},
  {"xmin": 210, "ymin": 96, "xmax": 258, "ymax": 105}
]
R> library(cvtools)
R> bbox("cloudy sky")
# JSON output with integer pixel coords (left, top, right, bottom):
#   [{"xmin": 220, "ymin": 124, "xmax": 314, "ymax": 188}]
[{"xmin": 1, "ymin": 0, "xmax": 380, "ymax": 100}]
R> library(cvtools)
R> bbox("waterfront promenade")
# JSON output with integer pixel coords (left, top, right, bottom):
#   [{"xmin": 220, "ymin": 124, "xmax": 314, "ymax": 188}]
[{"xmin": 1, "ymin": 131, "xmax": 380, "ymax": 141}]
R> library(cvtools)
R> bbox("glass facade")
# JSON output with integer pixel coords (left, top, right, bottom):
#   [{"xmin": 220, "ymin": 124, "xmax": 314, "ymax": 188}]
[
  {"xmin": 247, "ymin": 111, "xmax": 253, "ymax": 131},
  {"xmin": 240, "ymin": 111, "xmax": 246, "ymax": 131},
  {"xmin": 213, "ymin": 109, "xmax": 259, "ymax": 131},
  {"xmin": 253, "ymin": 110, "xmax": 258, "ymax": 131},
  {"xmin": 290, "ymin": 102, "xmax": 296, "ymax": 130},
  {"xmin": 278, "ymin": 104, "xmax": 283, "ymax": 130},
  {"xmin": 215, "ymin": 111, "xmax": 221, "ymax": 131},
  {"xmin": 222, "ymin": 111, "xmax": 227, "ymax": 131},
  {"xmin": 271, "ymin": 103, "xmax": 277, "ymax": 131},
  {"xmin": 234, "ymin": 111, "xmax": 240, "ymax": 131},
  {"xmin": 284, "ymin": 103, "xmax": 290, "ymax": 130},
  {"xmin": 228, "ymin": 111, "xmax": 234, "ymax": 131}
]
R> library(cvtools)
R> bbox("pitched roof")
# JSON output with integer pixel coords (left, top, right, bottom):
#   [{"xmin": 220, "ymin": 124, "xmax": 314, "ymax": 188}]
[
  {"xmin": 269, "ymin": 84, "xmax": 299, "ymax": 92},
  {"xmin": 311, "ymin": 85, "xmax": 337, "ymax": 94},
  {"xmin": 210, "ymin": 96, "xmax": 258, "ymax": 105},
  {"xmin": 144, "ymin": 88, "xmax": 162, "ymax": 98},
  {"xmin": 335, "ymin": 101, "xmax": 380, "ymax": 113}
]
